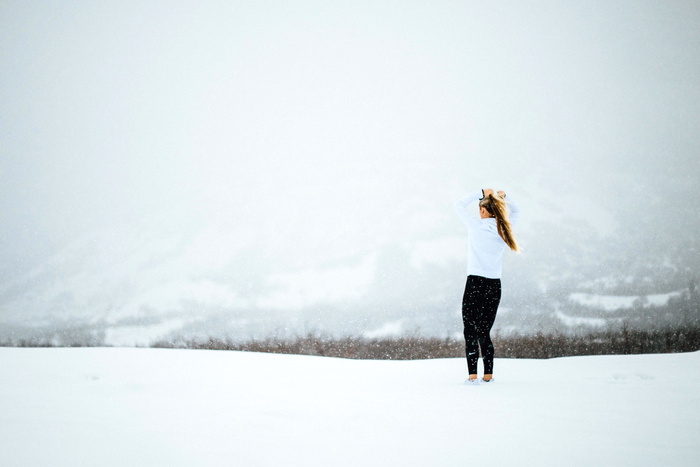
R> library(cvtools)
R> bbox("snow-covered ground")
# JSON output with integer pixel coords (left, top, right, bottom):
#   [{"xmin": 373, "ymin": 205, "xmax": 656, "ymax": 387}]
[{"xmin": 1, "ymin": 348, "xmax": 698, "ymax": 466}]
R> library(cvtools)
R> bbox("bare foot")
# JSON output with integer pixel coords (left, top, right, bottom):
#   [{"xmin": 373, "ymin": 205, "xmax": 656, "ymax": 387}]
[
  {"xmin": 468, "ymin": 374, "xmax": 478, "ymax": 381},
  {"xmin": 482, "ymin": 374, "xmax": 493, "ymax": 382}
]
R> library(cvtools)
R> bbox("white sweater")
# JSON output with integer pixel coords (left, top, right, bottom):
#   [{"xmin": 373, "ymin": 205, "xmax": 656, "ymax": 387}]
[{"xmin": 454, "ymin": 191, "xmax": 520, "ymax": 279}]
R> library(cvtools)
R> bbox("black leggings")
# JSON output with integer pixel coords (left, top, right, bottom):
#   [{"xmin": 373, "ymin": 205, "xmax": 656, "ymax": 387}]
[{"xmin": 462, "ymin": 275, "xmax": 501, "ymax": 375}]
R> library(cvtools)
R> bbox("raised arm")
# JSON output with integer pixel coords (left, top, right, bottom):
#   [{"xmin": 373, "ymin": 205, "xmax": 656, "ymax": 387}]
[
  {"xmin": 454, "ymin": 190, "xmax": 482, "ymax": 229},
  {"xmin": 506, "ymin": 195, "xmax": 520, "ymax": 226}
]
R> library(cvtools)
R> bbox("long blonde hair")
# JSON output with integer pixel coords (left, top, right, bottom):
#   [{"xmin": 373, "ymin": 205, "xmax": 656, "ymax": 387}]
[{"xmin": 479, "ymin": 194, "xmax": 519, "ymax": 252}]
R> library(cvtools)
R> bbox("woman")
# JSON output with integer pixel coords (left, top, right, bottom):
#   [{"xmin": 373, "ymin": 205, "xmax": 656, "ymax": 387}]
[{"xmin": 454, "ymin": 188, "xmax": 520, "ymax": 383}]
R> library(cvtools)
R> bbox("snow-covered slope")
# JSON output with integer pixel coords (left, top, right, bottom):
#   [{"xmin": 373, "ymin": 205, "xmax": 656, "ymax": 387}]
[
  {"xmin": 1, "ymin": 177, "xmax": 693, "ymax": 345},
  {"xmin": 0, "ymin": 178, "xmax": 465, "ymax": 343},
  {"xmin": 1, "ymin": 348, "xmax": 698, "ymax": 466},
  {"xmin": 569, "ymin": 291, "xmax": 685, "ymax": 311}
]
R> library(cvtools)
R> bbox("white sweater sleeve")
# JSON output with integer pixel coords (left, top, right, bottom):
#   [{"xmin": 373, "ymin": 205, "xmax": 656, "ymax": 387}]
[
  {"xmin": 506, "ymin": 195, "xmax": 520, "ymax": 226},
  {"xmin": 454, "ymin": 191, "xmax": 482, "ymax": 229}
]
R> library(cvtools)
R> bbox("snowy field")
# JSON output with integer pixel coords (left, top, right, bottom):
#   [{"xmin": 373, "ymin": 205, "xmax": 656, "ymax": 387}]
[{"xmin": 1, "ymin": 348, "xmax": 699, "ymax": 466}]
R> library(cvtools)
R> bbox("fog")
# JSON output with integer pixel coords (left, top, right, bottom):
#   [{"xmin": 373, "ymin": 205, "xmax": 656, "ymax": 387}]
[{"xmin": 1, "ymin": 1, "xmax": 699, "ymax": 344}]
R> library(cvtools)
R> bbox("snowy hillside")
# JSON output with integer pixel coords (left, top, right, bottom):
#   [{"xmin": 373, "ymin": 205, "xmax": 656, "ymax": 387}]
[
  {"xmin": 3, "ymin": 161, "xmax": 695, "ymax": 346},
  {"xmin": 0, "ymin": 170, "xmax": 581, "ymax": 345},
  {"xmin": 1, "ymin": 348, "xmax": 698, "ymax": 466}
]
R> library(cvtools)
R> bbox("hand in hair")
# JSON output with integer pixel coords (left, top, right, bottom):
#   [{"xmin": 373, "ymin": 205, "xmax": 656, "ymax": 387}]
[
  {"xmin": 483, "ymin": 188, "xmax": 494, "ymax": 197},
  {"xmin": 497, "ymin": 190, "xmax": 505, "ymax": 198}
]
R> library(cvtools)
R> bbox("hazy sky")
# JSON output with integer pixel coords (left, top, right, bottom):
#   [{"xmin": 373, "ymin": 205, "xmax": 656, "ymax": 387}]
[{"xmin": 1, "ymin": 0, "xmax": 699, "ymax": 280}]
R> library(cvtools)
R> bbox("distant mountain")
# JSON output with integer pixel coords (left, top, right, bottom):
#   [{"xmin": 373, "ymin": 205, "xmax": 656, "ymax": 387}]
[{"xmin": 1, "ymin": 169, "xmax": 697, "ymax": 345}]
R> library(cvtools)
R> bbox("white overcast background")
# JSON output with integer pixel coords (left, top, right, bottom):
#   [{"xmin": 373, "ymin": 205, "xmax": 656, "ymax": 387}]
[{"xmin": 1, "ymin": 1, "xmax": 699, "ymax": 341}]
